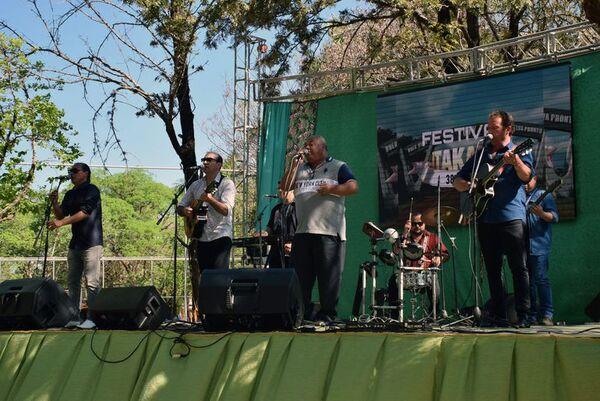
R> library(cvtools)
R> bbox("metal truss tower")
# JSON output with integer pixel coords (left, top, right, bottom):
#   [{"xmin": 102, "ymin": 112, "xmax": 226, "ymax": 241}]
[{"xmin": 232, "ymin": 35, "xmax": 267, "ymax": 238}]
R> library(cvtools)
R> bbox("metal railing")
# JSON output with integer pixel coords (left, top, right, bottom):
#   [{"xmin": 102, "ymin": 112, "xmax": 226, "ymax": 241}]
[
  {"xmin": 0, "ymin": 256, "xmax": 261, "ymax": 320},
  {"xmin": 255, "ymin": 22, "xmax": 600, "ymax": 102}
]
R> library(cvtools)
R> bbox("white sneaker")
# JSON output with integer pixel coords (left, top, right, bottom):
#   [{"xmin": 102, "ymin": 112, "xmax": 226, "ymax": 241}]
[{"xmin": 77, "ymin": 319, "xmax": 97, "ymax": 329}]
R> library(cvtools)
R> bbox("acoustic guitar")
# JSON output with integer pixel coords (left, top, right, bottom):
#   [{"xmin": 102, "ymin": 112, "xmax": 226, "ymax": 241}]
[
  {"xmin": 472, "ymin": 138, "xmax": 534, "ymax": 218},
  {"xmin": 184, "ymin": 180, "xmax": 218, "ymax": 238}
]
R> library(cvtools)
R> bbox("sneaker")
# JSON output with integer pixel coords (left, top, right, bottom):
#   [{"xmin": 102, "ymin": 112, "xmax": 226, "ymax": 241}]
[
  {"xmin": 541, "ymin": 317, "xmax": 554, "ymax": 326},
  {"xmin": 77, "ymin": 319, "xmax": 96, "ymax": 329}
]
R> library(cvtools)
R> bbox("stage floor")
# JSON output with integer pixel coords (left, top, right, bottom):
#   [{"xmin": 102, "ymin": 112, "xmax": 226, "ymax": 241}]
[{"xmin": 1, "ymin": 323, "xmax": 599, "ymax": 401}]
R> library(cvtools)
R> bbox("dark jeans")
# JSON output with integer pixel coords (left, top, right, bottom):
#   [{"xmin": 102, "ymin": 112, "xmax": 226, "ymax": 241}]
[
  {"xmin": 478, "ymin": 220, "xmax": 530, "ymax": 321},
  {"xmin": 196, "ymin": 237, "xmax": 232, "ymax": 271},
  {"xmin": 291, "ymin": 233, "xmax": 345, "ymax": 320},
  {"xmin": 527, "ymin": 253, "xmax": 554, "ymax": 320}
]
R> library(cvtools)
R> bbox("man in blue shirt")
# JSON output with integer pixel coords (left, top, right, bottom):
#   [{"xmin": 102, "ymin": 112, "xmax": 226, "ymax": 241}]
[
  {"xmin": 453, "ymin": 111, "xmax": 534, "ymax": 327},
  {"xmin": 525, "ymin": 175, "xmax": 559, "ymax": 326}
]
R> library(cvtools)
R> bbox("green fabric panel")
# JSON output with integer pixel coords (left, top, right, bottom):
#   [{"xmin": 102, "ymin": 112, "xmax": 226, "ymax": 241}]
[
  {"xmin": 308, "ymin": 53, "xmax": 600, "ymax": 322},
  {"xmin": 314, "ymin": 93, "xmax": 379, "ymax": 318},
  {"xmin": 256, "ymin": 102, "xmax": 291, "ymax": 230},
  {"xmin": 1, "ymin": 331, "xmax": 600, "ymax": 401}
]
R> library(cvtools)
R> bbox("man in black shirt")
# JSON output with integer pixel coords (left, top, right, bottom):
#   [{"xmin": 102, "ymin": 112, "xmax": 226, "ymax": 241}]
[{"xmin": 48, "ymin": 163, "xmax": 103, "ymax": 322}]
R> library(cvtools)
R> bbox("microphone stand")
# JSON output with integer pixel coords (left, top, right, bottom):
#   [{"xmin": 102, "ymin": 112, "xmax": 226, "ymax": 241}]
[
  {"xmin": 157, "ymin": 167, "xmax": 201, "ymax": 317},
  {"xmin": 254, "ymin": 203, "xmax": 269, "ymax": 268},
  {"xmin": 457, "ymin": 139, "xmax": 488, "ymax": 325},
  {"xmin": 36, "ymin": 178, "xmax": 66, "ymax": 278}
]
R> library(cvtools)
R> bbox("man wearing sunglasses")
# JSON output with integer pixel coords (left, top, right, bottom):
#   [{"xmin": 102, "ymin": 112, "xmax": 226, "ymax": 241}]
[
  {"xmin": 280, "ymin": 135, "xmax": 359, "ymax": 323},
  {"xmin": 178, "ymin": 152, "xmax": 236, "ymax": 273},
  {"xmin": 48, "ymin": 162, "xmax": 103, "ymax": 326},
  {"xmin": 388, "ymin": 213, "xmax": 449, "ymax": 316}
]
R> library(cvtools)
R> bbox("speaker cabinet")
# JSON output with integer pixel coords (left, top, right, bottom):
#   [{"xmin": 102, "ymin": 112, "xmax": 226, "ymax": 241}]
[
  {"xmin": 0, "ymin": 277, "xmax": 79, "ymax": 330},
  {"xmin": 88, "ymin": 286, "xmax": 170, "ymax": 330},
  {"xmin": 198, "ymin": 268, "xmax": 304, "ymax": 331}
]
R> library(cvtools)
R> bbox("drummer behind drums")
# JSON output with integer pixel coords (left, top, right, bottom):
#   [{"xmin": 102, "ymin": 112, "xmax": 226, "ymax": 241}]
[{"xmin": 387, "ymin": 213, "xmax": 449, "ymax": 316}]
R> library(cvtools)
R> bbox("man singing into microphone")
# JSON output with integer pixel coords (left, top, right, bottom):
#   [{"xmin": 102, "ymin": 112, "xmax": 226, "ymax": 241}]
[
  {"xmin": 48, "ymin": 162, "xmax": 102, "ymax": 326},
  {"xmin": 453, "ymin": 110, "xmax": 534, "ymax": 327},
  {"xmin": 280, "ymin": 136, "xmax": 359, "ymax": 323}
]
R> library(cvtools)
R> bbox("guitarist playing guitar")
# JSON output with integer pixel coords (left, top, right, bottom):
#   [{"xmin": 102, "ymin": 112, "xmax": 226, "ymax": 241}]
[
  {"xmin": 525, "ymin": 176, "xmax": 560, "ymax": 326},
  {"xmin": 453, "ymin": 111, "xmax": 534, "ymax": 327},
  {"xmin": 177, "ymin": 151, "xmax": 236, "ymax": 273}
]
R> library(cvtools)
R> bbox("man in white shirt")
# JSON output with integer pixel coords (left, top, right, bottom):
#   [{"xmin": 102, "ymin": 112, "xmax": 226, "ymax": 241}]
[{"xmin": 177, "ymin": 151, "xmax": 236, "ymax": 271}]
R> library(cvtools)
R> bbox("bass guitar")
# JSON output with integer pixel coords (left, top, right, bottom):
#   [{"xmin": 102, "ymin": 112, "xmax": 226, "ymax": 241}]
[
  {"xmin": 184, "ymin": 180, "xmax": 219, "ymax": 238},
  {"xmin": 527, "ymin": 179, "xmax": 562, "ymax": 212},
  {"xmin": 472, "ymin": 138, "xmax": 534, "ymax": 218}
]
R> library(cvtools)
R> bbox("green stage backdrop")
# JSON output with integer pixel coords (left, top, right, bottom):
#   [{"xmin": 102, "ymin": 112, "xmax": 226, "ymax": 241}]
[{"xmin": 259, "ymin": 51, "xmax": 600, "ymax": 323}]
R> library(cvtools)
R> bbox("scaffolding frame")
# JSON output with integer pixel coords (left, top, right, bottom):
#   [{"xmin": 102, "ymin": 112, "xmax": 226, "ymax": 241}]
[
  {"xmin": 253, "ymin": 22, "xmax": 600, "ymax": 102},
  {"xmin": 232, "ymin": 35, "xmax": 267, "ymax": 239}
]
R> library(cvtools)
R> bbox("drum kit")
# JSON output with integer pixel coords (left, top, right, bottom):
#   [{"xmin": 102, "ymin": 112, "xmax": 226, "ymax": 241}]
[{"xmin": 357, "ymin": 203, "xmax": 461, "ymax": 324}]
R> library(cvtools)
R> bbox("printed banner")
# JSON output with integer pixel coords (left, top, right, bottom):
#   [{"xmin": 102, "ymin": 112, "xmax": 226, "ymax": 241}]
[{"xmin": 376, "ymin": 64, "xmax": 575, "ymax": 227}]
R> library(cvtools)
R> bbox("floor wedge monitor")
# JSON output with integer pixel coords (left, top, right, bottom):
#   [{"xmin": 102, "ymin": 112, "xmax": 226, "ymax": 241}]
[{"xmin": 0, "ymin": 277, "xmax": 78, "ymax": 330}]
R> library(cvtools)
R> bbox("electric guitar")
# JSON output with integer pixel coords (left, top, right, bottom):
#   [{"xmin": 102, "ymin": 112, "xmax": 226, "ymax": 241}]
[
  {"xmin": 184, "ymin": 180, "xmax": 219, "ymax": 238},
  {"xmin": 527, "ymin": 179, "xmax": 562, "ymax": 212},
  {"xmin": 472, "ymin": 138, "xmax": 534, "ymax": 217}
]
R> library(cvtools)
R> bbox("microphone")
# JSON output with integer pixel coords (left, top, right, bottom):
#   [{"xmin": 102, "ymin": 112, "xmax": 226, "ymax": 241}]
[
  {"xmin": 481, "ymin": 133, "xmax": 493, "ymax": 143},
  {"xmin": 48, "ymin": 175, "xmax": 70, "ymax": 181},
  {"xmin": 185, "ymin": 165, "xmax": 203, "ymax": 170},
  {"xmin": 264, "ymin": 194, "xmax": 279, "ymax": 199},
  {"xmin": 294, "ymin": 148, "xmax": 309, "ymax": 159}
]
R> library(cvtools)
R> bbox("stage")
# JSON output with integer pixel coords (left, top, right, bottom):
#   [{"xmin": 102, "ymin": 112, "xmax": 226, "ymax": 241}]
[{"xmin": 1, "ymin": 324, "xmax": 599, "ymax": 401}]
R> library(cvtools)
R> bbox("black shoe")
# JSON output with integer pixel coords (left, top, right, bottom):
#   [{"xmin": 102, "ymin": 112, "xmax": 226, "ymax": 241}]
[{"xmin": 514, "ymin": 318, "xmax": 530, "ymax": 328}]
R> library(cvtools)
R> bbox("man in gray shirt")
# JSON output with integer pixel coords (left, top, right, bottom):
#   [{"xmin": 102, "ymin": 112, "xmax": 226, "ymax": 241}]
[{"xmin": 281, "ymin": 136, "xmax": 359, "ymax": 322}]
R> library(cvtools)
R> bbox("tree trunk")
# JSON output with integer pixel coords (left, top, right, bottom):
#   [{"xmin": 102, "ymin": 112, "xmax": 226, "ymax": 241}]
[
  {"xmin": 466, "ymin": 8, "xmax": 481, "ymax": 48},
  {"xmin": 438, "ymin": 0, "xmax": 459, "ymax": 74}
]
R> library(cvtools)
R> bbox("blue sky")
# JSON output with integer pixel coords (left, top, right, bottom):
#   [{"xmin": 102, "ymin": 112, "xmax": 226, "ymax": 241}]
[{"xmin": 3, "ymin": 1, "xmax": 243, "ymax": 187}]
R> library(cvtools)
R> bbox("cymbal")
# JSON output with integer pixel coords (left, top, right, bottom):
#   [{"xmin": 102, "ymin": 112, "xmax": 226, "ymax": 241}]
[{"xmin": 422, "ymin": 206, "xmax": 460, "ymax": 226}]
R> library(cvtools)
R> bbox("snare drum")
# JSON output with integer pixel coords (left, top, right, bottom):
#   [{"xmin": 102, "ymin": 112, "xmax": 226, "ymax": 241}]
[{"xmin": 403, "ymin": 271, "xmax": 431, "ymax": 290}]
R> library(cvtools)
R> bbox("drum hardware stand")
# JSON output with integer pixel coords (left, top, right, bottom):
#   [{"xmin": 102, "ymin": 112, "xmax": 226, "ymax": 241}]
[{"xmin": 354, "ymin": 222, "xmax": 385, "ymax": 320}]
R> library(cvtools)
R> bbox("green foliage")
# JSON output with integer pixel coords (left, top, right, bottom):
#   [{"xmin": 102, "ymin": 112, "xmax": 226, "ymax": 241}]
[
  {"xmin": 0, "ymin": 170, "xmax": 183, "ymax": 297},
  {"xmin": 0, "ymin": 33, "xmax": 80, "ymax": 222}
]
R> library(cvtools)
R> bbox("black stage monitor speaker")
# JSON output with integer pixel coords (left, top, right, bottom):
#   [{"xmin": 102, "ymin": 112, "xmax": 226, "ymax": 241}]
[
  {"xmin": 88, "ymin": 286, "xmax": 170, "ymax": 330},
  {"xmin": 0, "ymin": 277, "xmax": 78, "ymax": 330},
  {"xmin": 198, "ymin": 268, "xmax": 304, "ymax": 331},
  {"xmin": 585, "ymin": 291, "xmax": 600, "ymax": 321}
]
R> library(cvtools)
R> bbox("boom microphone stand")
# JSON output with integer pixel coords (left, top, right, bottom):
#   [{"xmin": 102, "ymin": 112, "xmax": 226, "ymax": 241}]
[{"xmin": 157, "ymin": 166, "xmax": 202, "ymax": 317}]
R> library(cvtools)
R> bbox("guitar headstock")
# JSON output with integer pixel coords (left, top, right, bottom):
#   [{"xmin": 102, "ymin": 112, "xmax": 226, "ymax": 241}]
[
  {"xmin": 546, "ymin": 178, "xmax": 563, "ymax": 192},
  {"xmin": 514, "ymin": 138, "xmax": 534, "ymax": 157}
]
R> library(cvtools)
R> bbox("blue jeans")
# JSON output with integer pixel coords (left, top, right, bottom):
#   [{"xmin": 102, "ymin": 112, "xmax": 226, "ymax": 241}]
[{"xmin": 527, "ymin": 254, "xmax": 553, "ymax": 320}]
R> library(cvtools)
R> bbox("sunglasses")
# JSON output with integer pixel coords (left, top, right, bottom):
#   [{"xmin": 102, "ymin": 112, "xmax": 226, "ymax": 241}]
[
  {"xmin": 69, "ymin": 168, "xmax": 81, "ymax": 174},
  {"xmin": 201, "ymin": 157, "xmax": 218, "ymax": 163},
  {"xmin": 411, "ymin": 221, "xmax": 424, "ymax": 226}
]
